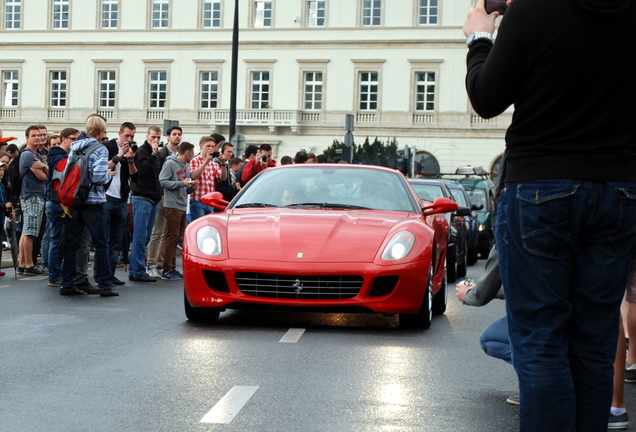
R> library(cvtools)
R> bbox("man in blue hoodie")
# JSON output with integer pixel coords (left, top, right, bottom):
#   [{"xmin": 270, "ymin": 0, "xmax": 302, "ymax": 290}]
[
  {"xmin": 59, "ymin": 116, "xmax": 117, "ymax": 297},
  {"xmin": 464, "ymin": 0, "xmax": 636, "ymax": 430},
  {"xmin": 45, "ymin": 127, "xmax": 79, "ymax": 287}
]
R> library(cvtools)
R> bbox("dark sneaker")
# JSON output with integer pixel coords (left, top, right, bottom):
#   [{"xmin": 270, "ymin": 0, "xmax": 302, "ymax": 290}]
[
  {"xmin": 608, "ymin": 411, "xmax": 629, "ymax": 430},
  {"xmin": 161, "ymin": 270, "xmax": 183, "ymax": 281},
  {"xmin": 48, "ymin": 280, "xmax": 62, "ymax": 287},
  {"xmin": 174, "ymin": 270, "xmax": 183, "ymax": 278},
  {"xmin": 24, "ymin": 266, "xmax": 43, "ymax": 275},
  {"xmin": 60, "ymin": 286, "xmax": 87, "ymax": 296},
  {"xmin": 129, "ymin": 273, "xmax": 157, "ymax": 282},
  {"xmin": 506, "ymin": 393, "xmax": 520, "ymax": 406},
  {"xmin": 99, "ymin": 289, "xmax": 120, "ymax": 297},
  {"xmin": 17, "ymin": 267, "xmax": 25, "ymax": 275},
  {"xmin": 41, "ymin": 266, "xmax": 49, "ymax": 274},
  {"xmin": 75, "ymin": 280, "xmax": 101, "ymax": 295},
  {"xmin": 112, "ymin": 277, "xmax": 126, "ymax": 285},
  {"xmin": 625, "ymin": 365, "xmax": 636, "ymax": 383}
]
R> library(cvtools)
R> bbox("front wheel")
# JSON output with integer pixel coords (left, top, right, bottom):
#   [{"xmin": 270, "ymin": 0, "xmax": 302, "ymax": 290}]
[
  {"xmin": 400, "ymin": 264, "xmax": 433, "ymax": 329},
  {"xmin": 184, "ymin": 291, "xmax": 221, "ymax": 323},
  {"xmin": 432, "ymin": 267, "xmax": 447, "ymax": 315}
]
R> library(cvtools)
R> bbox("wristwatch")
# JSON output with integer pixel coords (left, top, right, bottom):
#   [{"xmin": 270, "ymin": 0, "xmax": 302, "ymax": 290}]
[{"xmin": 466, "ymin": 31, "xmax": 493, "ymax": 48}]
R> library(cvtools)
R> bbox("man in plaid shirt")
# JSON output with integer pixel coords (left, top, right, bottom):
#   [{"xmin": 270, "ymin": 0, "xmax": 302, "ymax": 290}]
[{"xmin": 188, "ymin": 135, "xmax": 228, "ymax": 220}]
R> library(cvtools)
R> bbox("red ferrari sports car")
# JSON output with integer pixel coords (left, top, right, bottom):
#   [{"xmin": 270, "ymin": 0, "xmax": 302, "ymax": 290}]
[{"xmin": 183, "ymin": 164, "xmax": 457, "ymax": 328}]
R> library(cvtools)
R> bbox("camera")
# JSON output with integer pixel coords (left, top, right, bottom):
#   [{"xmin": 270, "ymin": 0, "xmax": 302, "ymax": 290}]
[
  {"xmin": 485, "ymin": 0, "xmax": 508, "ymax": 15},
  {"xmin": 158, "ymin": 141, "xmax": 164, "ymax": 147},
  {"xmin": 261, "ymin": 154, "xmax": 269, "ymax": 162},
  {"xmin": 129, "ymin": 140, "xmax": 138, "ymax": 152},
  {"xmin": 212, "ymin": 151, "xmax": 220, "ymax": 158}
]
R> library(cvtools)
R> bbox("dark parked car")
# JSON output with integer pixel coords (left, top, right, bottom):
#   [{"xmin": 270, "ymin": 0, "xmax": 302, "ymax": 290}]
[
  {"xmin": 442, "ymin": 179, "xmax": 480, "ymax": 265},
  {"xmin": 408, "ymin": 179, "xmax": 470, "ymax": 282},
  {"xmin": 457, "ymin": 168, "xmax": 497, "ymax": 258}
]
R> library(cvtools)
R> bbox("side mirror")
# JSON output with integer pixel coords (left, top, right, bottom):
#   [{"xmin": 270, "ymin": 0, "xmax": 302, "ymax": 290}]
[
  {"xmin": 422, "ymin": 197, "xmax": 458, "ymax": 216},
  {"xmin": 471, "ymin": 203, "xmax": 484, "ymax": 211},
  {"xmin": 201, "ymin": 192, "xmax": 229, "ymax": 211}
]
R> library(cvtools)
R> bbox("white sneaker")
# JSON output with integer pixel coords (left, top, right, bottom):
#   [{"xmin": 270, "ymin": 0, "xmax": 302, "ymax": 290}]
[{"xmin": 147, "ymin": 265, "xmax": 161, "ymax": 278}]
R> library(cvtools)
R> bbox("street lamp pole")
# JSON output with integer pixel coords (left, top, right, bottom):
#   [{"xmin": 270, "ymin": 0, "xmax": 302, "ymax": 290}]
[{"xmin": 229, "ymin": 0, "xmax": 239, "ymax": 141}]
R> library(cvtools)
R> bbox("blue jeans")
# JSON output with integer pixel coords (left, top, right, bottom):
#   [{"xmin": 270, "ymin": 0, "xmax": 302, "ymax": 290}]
[
  {"xmin": 497, "ymin": 180, "xmax": 636, "ymax": 432},
  {"xmin": 480, "ymin": 316, "xmax": 512, "ymax": 365},
  {"xmin": 105, "ymin": 197, "xmax": 128, "ymax": 275},
  {"xmin": 189, "ymin": 200, "xmax": 215, "ymax": 221},
  {"xmin": 129, "ymin": 197, "xmax": 157, "ymax": 277},
  {"xmin": 61, "ymin": 203, "xmax": 112, "ymax": 290},
  {"xmin": 45, "ymin": 201, "xmax": 65, "ymax": 283}
]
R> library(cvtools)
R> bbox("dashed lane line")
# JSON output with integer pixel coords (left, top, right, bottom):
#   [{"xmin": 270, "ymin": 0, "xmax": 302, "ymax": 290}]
[
  {"xmin": 200, "ymin": 386, "xmax": 259, "ymax": 424},
  {"xmin": 279, "ymin": 328, "xmax": 306, "ymax": 343}
]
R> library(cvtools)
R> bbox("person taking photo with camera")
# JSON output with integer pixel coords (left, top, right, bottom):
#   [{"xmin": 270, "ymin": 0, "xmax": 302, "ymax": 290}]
[{"xmin": 241, "ymin": 143, "xmax": 276, "ymax": 184}]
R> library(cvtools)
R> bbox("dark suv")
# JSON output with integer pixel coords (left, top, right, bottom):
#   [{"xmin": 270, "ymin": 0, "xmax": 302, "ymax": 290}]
[
  {"xmin": 457, "ymin": 167, "xmax": 496, "ymax": 258},
  {"xmin": 441, "ymin": 179, "xmax": 480, "ymax": 265}
]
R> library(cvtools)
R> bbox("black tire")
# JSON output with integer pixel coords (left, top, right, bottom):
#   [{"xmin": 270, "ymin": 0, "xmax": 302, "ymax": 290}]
[
  {"xmin": 432, "ymin": 266, "xmax": 447, "ymax": 315},
  {"xmin": 478, "ymin": 234, "xmax": 493, "ymax": 259},
  {"xmin": 467, "ymin": 242, "xmax": 478, "ymax": 266},
  {"xmin": 184, "ymin": 291, "xmax": 221, "ymax": 323},
  {"xmin": 457, "ymin": 239, "xmax": 468, "ymax": 278},
  {"xmin": 400, "ymin": 264, "xmax": 433, "ymax": 329},
  {"xmin": 446, "ymin": 243, "xmax": 457, "ymax": 283}
]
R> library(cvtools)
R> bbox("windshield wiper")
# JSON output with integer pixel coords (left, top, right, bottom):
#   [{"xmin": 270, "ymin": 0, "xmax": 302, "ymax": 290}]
[
  {"xmin": 234, "ymin": 203, "xmax": 278, "ymax": 208},
  {"xmin": 286, "ymin": 202, "xmax": 371, "ymax": 210}
]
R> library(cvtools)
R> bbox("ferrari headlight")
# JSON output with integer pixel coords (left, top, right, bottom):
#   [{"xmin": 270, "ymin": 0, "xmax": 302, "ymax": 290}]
[
  {"xmin": 381, "ymin": 231, "xmax": 415, "ymax": 261},
  {"xmin": 197, "ymin": 226, "xmax": 222, "ymax": 256}
]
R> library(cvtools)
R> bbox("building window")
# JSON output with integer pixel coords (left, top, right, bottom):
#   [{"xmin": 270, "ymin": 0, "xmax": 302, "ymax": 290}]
[
  {"xmin": 4, "ymin": 0, "xmax": 21, "ymax": 29},
  {"xmin": 415, "ymin": 72, "xmax": 435, "ymax": 111},
  {"xmin": 202, "ymin": 0, "xmax": 221, "ymax": 28},
  {"xmin": 50, "ymin": 70, "xmax": 67, "ymax": 107},
  {"xmin": 101, "ymin": 0, "xmax": 118, "ymax": 28},
  {"xmin": 200, "ymin": 71, "xmax": 219, "ymax": 109},
  {"xmin": 359, "ymin": 71, "xmax": 378, "ymax": 110},
  {"xmin": 52, "ymin": 0, "xmax": 69, "ymax": 29},
  {"xmin": 98, "ymin": 70, "xmax": 116, "ymax": 108},
  {"xmin": 418, "ymin": 0, "xmax": 438, "ymax": 25},
  {"xmin": 306, "ymin": 0, "xmax": 325, "ymax": 27},
  {"xmin": 1, "ymin": 71, "xmax": 19, "ymax": 107},
  {"xmin": 361, "ymin": 0, "xmax": 381, "ymax": 26},
  {"xmin": 254, "ymin": 1, "xmax": 272, "ymax": 28},
  {"xmin": 149, "ymin": 71, "xmax": 167, "ymax": 108},
  {"xmin": 303, "ymin": 72, "xmax": 323, "ymax": 110},
  {"xmin": 152, "ymin": 0, "xmax": 169, "ymax": 28},
  {"xmin": 251, "ymin": 71, "xmax": 270, "ymax": 109}
]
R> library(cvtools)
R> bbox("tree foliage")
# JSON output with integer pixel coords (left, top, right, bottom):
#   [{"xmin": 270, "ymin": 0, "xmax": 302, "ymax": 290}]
[{"xmin": 322, "ymin": 137, "xmax": 399, "ymax": 168}]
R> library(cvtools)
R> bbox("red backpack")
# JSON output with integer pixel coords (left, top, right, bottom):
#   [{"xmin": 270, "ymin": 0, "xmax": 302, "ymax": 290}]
[
  {"xmin": 57, "ymin": 143, "xmax": 103, "ymax": 207},
  {"xmin": 49, "ymin": 157, "xmax": 67, "ymax": 204}
]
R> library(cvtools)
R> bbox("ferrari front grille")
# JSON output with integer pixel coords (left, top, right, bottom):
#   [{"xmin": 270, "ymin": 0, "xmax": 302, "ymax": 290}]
[{"xmin": 235, "ymin": 272, "xmax": 364, "ymax": 300}]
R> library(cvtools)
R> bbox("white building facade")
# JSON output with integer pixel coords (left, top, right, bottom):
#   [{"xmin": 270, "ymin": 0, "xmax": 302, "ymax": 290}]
[{"xmin": 0, "ymin": 0, "xmax": 508, "ymax": 174}]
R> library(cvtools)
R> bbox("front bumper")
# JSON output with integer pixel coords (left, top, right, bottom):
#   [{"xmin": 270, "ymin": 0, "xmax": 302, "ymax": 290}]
[{"xmin": 183, "ymin": 253, "xmax": 431, "ymax": 315}]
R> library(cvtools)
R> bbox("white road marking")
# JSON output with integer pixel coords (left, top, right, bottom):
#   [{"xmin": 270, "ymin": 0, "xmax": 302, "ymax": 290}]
[
  {"xmin": 200, "ymin": 386, "xmax": 259, "ymax": 424},
  {"xmin": 279, "ymin": 328, "xmax": 306, "ymax": 343},
  {"xmin": 19, "ymin": 275, "xmax": 48, "ymax": 281},
  {"xmin": 0, "ymin": 285, "xmax": 9, "ymax": 288}
]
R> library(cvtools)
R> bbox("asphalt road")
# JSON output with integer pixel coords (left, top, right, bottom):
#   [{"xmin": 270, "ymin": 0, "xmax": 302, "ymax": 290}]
[{"xmin": 0, "ymin": 258, "xmax": 632, "ymax": 431}]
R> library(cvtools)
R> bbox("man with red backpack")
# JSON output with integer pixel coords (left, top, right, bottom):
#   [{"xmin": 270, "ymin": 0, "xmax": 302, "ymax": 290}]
[
  {"xmin": 45, "ymin": 127, "xmax": 79, "ymax": 287},
  {"xmin": 58, "ymin": 116, "xmax": 117, "ymax": 296}
]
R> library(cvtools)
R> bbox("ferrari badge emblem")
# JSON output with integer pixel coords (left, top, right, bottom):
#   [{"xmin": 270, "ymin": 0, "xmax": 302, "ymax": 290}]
[
  {"xmin": 297, "ymin": 253, "xmax": 304, "ymax": 258},
  {"xmin": 293, "ymin": 278, "xmax": 304, "ymax": 294}
]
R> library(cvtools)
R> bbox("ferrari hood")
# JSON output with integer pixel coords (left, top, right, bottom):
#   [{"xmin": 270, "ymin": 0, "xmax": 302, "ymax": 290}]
[{"xmin": 226, "ymin": 209, "xmax": 408, "ymax": 263}]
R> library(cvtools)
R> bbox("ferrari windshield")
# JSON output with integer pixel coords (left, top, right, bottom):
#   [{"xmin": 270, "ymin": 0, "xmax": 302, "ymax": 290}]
[{"xmin": 232, "ymin": 165, "xmax": 419, "ymax": 213}]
